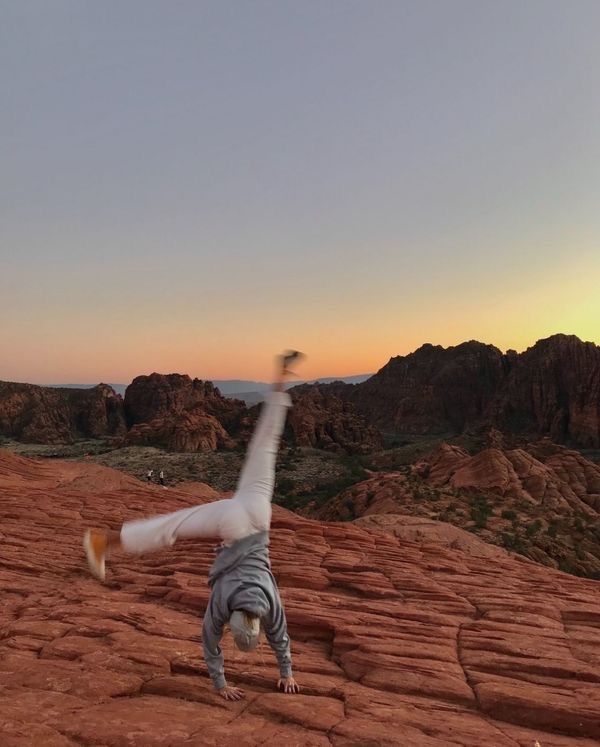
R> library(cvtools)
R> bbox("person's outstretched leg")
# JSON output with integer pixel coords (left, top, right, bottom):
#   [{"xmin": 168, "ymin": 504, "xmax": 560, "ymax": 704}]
[
  {"xmin": 84, "ymin": 496, "xmax": 247, "ymax": 581},
  {"xmin": 233, "ymin": 351, "xmax": 304, "ymax": 533},
  {"xmin": 83, "ymin": 351, "xmax": 304, "ymax": 580}
]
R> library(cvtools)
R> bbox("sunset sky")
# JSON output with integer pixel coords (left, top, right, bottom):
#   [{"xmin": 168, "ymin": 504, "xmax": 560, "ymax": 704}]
[{"xmin": 2, "ymin": 1, "xmax": 599, "ymax": 385}]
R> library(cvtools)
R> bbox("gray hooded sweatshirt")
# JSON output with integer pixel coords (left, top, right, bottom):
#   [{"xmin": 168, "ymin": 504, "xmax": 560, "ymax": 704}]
[{"xmin": 202, "ymin": 530, "xmax": 292, "ymax": 690}]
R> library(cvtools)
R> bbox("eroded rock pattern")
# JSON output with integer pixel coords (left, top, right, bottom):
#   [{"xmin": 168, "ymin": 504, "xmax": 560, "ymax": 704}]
[{"xmin": 1, "ymin": 450, "xmax": 599, "ymax": 745}]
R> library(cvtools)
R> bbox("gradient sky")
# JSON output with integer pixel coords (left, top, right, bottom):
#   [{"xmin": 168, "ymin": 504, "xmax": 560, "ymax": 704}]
[{"xmin": 2, "ymin": 1, "xmax": 599, "ymax": 385}]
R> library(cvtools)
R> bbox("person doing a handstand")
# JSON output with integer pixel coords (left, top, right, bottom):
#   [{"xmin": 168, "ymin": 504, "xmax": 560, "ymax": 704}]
[{"xmin": 83, "ymin": 351, "xmax": 304, "ymax": 700}]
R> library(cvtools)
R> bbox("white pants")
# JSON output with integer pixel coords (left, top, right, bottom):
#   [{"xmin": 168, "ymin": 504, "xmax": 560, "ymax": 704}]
[{"xmin": 120, "ymin": 390, "xmax": 291, "ymax": 554}]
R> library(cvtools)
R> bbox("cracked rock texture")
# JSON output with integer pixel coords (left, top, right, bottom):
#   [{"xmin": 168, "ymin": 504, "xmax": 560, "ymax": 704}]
[{"xmin": 1, "ymin": 449, "xmax": 599, "ymax": 746}]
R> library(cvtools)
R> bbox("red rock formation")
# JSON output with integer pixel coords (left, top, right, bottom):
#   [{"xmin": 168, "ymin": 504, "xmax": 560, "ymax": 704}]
[
  {"xmin": 316, "ymin": 441, "xmax": 600, "ymax": 577},
  {"xmin": 287, "ymin": 384, "xmax": 382, "ymax": 454},
  {"xmin": 0, "ymin": 381, "xmax": 126, "ymax": 444},
  {"xmin": 1, "ymin": 450, "xmax": 599, "ymax": 743},
  {"xmin": 499, "ymin": 334, "xmax": 600, "ymax": 447},
  {"xmin": 331, "ymin": 334, "xmax": 600, "ymax": 448},
  {"xmin": 350, "ymin": 340, "xmax": 506, "ymax": 433},
  {"xmin": 425, "ymin": 442, "xmax": 600, "ymax": 516},
  {"xmin": 124, "ymin": 374, "xmax": 247, "ymax": 452}
]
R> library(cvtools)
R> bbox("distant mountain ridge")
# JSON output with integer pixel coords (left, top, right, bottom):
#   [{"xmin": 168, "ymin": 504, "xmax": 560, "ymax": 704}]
[
  {"xmin": 44, "ymin": 374, "xmax": 373, "ymax": 399},
  {"xmin": 47, "ymin": 383, "xmax": 128, "ymax": 397}
]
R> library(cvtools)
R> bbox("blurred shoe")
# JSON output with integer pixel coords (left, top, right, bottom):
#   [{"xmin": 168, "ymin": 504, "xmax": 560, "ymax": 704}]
[
  {"xmin": 281, "ymin": 350, "xmax": 305, "ymax": 375},
  {"xmin": 83, "ymin": 528, "xmax": 107, "ymax": 581}
]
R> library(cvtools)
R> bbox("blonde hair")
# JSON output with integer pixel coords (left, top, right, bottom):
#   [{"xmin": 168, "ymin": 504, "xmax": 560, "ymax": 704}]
[{"xmin": 241, "ymin": 610, "xmax": 260, "ymax": 629}]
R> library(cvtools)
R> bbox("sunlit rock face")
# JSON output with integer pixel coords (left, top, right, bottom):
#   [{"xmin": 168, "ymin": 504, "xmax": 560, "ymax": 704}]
[{"xmin": 1, "ymin": 449, "xmax": 599, "ymax": 744}]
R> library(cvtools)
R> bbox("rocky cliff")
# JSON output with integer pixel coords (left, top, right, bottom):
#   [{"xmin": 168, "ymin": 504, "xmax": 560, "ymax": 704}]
[
  {"xmin": 3, "ymin": 332, "xmax": 599, "ymax": 454},
  {"xmin": 1, "ymin": 449, "xmax": 599, "ymax": 744},
  {"xmin": 0, "ymin": 382, "xmax": 126, "ymax": 444},
  {"xmin": 343, "ymin": 334, "xmax": 600, "ymax": 447},
  {"xmin": 287, "ymin": 384, "xmax": 382, "ymax": 454},
  {"xmin": 351, "ymin": 340, "xmax": 506, "ymax": 434},
  {"xmin": 498, "ymin": 334, "xmax": 600, "ymax": 447},
  {"xmin": 124, "ymin": 373, "xmax": 249, "ymax": 452}
]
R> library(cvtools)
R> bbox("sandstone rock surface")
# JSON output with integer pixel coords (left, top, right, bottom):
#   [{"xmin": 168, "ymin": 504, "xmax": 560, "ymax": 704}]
[{"xmin": 1, "ymin": 449, "xmax": 599, "ymax": 745}]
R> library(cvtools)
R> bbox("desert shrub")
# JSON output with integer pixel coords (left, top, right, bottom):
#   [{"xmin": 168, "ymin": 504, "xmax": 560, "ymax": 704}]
[
  {"xmin": 340, "ymin": 454, "xmax": 369, "ymax": 482},
  {"xmin": 470, "ymin": 495, "xmax": 492, "ymax": 528},
  {"xmin": 525, "ymin": 519, "xmax": 542, "ymax": 537},
  {"xmin": 574, "ymin": 515, "xmax": 586, "ymax": 533},
  {"xmin": 558, "ymin": 558, "xmax": 585, "ymax": 576},
  {"xmin": 547, "ymin": 520, "xmax": 559, "ymax": 538},
  {"xmin": 501, "ymin": 509, "xmax": 517, "ymax": 521},
  {"xmin": 276, "ymin": 476, "xmax": 296, "ymax": 495},
  {"xmin": 502, "ymin": 532, "xmax": 526, "ymax": 553},
  {"xmin": 344, "ymin": 498, "xmax": 356, "ymax": 519}
]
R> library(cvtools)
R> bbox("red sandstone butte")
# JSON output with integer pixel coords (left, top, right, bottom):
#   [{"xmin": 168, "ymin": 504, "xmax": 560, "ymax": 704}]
[
  {"xmin": 1, "ymin": 449, "xmax": 599, "ymax": 745},
  {"xmin": 124, "ymin": 373, "xmax": 248, "ymax": 453}
]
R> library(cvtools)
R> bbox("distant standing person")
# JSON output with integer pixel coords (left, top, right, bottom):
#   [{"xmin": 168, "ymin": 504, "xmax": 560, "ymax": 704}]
[
  {"xmin": 146, "ymin": 469, "xmax": 153, "ymax": 483},
  {"xmin": 159, "ymin": 469, "xmax": 165, "ymax": 487}
]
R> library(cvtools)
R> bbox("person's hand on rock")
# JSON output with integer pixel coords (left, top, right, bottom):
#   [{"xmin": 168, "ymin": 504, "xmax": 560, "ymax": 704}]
[
  {"xmin": 218, "ymin": 685, "xmax": 245, "ymax": 701},
  {"xmin": 277, "ymin": 676, "xmax": 300, "ymax": 694}
]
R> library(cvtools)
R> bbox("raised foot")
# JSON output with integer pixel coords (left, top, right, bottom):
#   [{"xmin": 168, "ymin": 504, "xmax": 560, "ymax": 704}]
[
  {"xmin": 83, "ymin": 528, "xmax": 107, "ymax": 581},
  {"xmin": 280, "ymin": 350, "xmax": 306, "ymax": 376}
]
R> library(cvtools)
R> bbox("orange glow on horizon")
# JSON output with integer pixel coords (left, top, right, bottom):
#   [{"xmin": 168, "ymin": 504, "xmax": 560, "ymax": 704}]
[{"xmin": 3, "ymin": 247, "xmax": 598, "ymax": 386}]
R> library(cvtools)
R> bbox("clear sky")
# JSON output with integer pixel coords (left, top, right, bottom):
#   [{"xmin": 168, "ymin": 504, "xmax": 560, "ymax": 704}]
[{"xmin": 2, "ymin": 1, "xmax": 599, "ymax": 385}]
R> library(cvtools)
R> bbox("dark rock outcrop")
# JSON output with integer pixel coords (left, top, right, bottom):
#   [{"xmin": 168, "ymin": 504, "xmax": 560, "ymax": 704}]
[
  {"xmin": 498, "ymin": 334, "xmax": 600, "ymax": 447},
  {"xmin": 0, "ymin": 382, "xmax": 126, "ymax": 444},
  {"xmin": 351, "ymin": 340, "xmax": 506, "ymax": 434},
  {"xmin": 340, "ymin": 334, "xmax": 600, "ymax": 447},
  {"xmin": 124, "ymin": 373, "xmax": 248, "ymax": 452}
]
